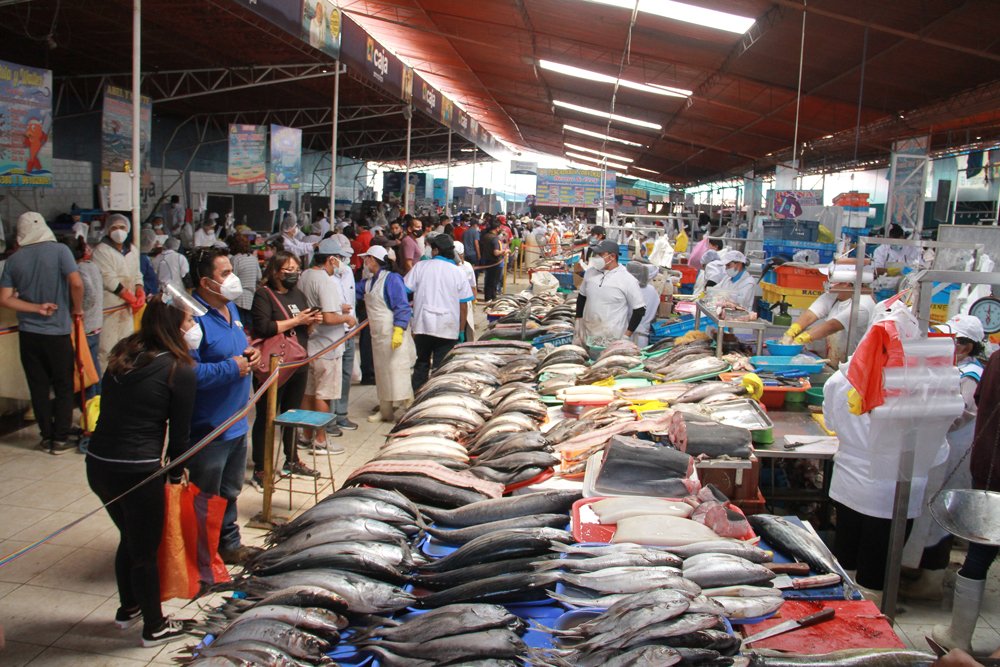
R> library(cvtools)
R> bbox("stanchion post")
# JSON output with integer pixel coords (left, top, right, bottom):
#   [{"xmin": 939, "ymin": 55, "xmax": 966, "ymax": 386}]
[{"xmin": 251, "ymin": 354, "xmax": 282, "ymax": 527}]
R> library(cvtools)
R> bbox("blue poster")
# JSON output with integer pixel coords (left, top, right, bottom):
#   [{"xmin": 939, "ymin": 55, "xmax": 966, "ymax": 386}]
[
  {"xmin": 0, "ymin": 59, "xmax": 53, "ymax": 187},
  {"xmin": 535, "ymin": 168, "xmax": 616, "ymax": 208},
  {"xmin": 269, "ymin": 124, "xmax": 302, "ymax": 191},
  {"xmin": 228, "ymin": 124, "xmax": 267, "ymax": 185}
]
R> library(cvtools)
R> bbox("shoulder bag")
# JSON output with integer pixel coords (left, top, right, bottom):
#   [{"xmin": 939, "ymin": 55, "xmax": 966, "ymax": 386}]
[{"xmin": 251, "ymin": 287, "xmax": 307, "ymax": 386}]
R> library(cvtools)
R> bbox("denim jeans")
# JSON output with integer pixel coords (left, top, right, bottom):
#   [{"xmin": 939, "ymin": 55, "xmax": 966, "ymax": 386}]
[
  {"xmin": 333, "ymin": 338, "xmax": 354, "ymax": 421},
  {"xmin": 85, "ymin": 332, "xmax": 101, "ymax": 399},
  {"xmin": 185, "ymin": 435, "xmax": 247, "ymax": 555}
]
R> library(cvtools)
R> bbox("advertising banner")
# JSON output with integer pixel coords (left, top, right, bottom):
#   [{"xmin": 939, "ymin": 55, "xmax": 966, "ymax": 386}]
[
  {"xmin": 238, "ymin": 0, "xmax": 303, "ymax": 35},
  {"xmin": 383, "ymin": 171, "xmax": 426, "ymax": 200},
  {"xmin": 887, "ymin": 136, "xmax": 930, "ymax": 234},
  {"xmin": 227, "ymin": 124, "xmax": 267, "ymax": 185},
  {"xmin": 510, "ymin": 160, "xmax": 538, "ymax": 176},
  {"xmin": 269, "ymin": 124, "xmax": 302, "ymax": 191},
  {"xmin": 0, "ymin": 59, "xmax": 53, "ymax": 187},
  {"xmin": 301, "ymin": 0, "xmax": 341, "ymax": 58},
  {"xmin": 771, "ymin": 189, "xmax": 823, "ymax": 219},
  {"xmin": 433, "ymin": 178, "xmax": 448, "ymax": 206},
  {"xmin": 101, "ymin": 85, "xmax": 152, "ymax": 187},
  {"xmin": 615, "ymin": 187, "xmax": 649, "ymax": 214},
  {"xmin": 413, "ymin": 73, "xmax": 440, "ymax": 121},
  {"xmin": 535, "ymin": 168, "xmax": 615, "ymax": 208},
  {"xmin": 340, "ymin": 16, "xmax": 403, "ymax": 100}
]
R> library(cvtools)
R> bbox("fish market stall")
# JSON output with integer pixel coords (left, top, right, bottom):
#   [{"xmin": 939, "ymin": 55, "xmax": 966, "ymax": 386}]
[
  {"xmin": 177, "ymin": 337, "xmax": 924, "ymax": 666},
  {"xmin": 694, "ymin": 300, "xmax": 770, "ymax": 358}
]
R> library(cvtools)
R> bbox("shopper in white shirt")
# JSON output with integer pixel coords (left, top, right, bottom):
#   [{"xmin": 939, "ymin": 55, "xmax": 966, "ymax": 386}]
[
  {"xmin": 711, "ymin": 249, "xmax": 756, "ymax": 311},
  {"xmin": 404, "ymin": 233, "xmax": 474, "ymax": 389},
  {"xmin": 454, "ymin": 241, "xmax": 477, "ymax": 342},
  {"xmin": 575, "ymin": 240, "xmax": 645, "ymax": 347},
  {"xmin": 328, "ymin": 240, "xmax": 359, "ymax": 433},
  {"xmin": 226, "ymin": 233, "xmax": 261, "ymax": 325},
  {"xmin": 194, "ymin": 215, "xmax": 221, "ymax": 248},
  {"xmin": 278, "ymin": 212, "xmax": 317, "ymax": 264},
  {"xmin": 152, "ymin": 237, "xmax": 190, "ymax": 295}
]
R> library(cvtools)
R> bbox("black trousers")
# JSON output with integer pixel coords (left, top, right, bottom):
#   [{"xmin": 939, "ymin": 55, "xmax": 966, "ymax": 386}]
[
  {"xmin": 483, "ymin": 265, "xmax": 503, "ymax": 302},
  {"xmin": 834, "ymin": 501, "xmax": 913, "ymax": 590},
  {"xmin": 87, "ymin": 459, "xmax": 165, "ymax": 631},
  {"xmin": 357, "ymin": 300, "xmax": 375, "ymax": 382},
  {"xmin": 412, "ymin": 334, "xmax": 457, "ymax": 390},
  {"xmin": 960, "ymin": 543, "xmax": 999, "ymax": 580},
  {"xmin": 19, "ymin": 331, "xmax": 74, "ymax": 441},
  {"xmin": 251, "ymin": 366, "xmax": 308, "ymax": 471}
]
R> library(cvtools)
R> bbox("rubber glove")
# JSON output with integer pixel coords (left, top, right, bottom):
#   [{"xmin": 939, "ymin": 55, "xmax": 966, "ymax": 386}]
[
  {"xmin": 458, "ymin": 331, "xmax": 466, "ymax": 343},
  {"xmin": 741, "ymin": 373, "xmax": 765, "ymax": 401},
  {"xmin": 391, "ymin": 326, "xmax": 404, "ymax": 350},
  {"xmin": 794, "ymin": 331, "xmax": 812, "ymax": 345},
  {"xmin": 847, "ymin": 387, "xmax": 864, "ymax": 415},
  {"xmin": 783, "ymin": 323, "xmax": 802, "ymax": 342},
  {"xmin": 119, "ymin": 288, "xmax": 139, "ymax": 310},
  {"xmin": 135, "ymin": 286, "xmax": 146, "ymax": 303}
]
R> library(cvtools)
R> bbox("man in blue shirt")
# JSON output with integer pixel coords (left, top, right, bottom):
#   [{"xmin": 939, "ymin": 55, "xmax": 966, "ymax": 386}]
[{"xmin": 186, "ymin": 248, "xmax": 261, "ymax": 567}]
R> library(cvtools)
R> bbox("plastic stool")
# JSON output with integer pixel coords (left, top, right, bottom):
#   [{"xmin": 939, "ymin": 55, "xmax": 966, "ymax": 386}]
[{"xmin": 272, "ymin": 409, "xmax": 338, "ymax": 509}]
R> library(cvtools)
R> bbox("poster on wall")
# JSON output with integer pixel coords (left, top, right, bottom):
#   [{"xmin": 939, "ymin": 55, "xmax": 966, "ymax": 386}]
[
  {"xmin": 383, "ymin": 171, "xmax": 426, "ymax": 201},
  {"xmin": 269, "ymin": 124, "xmax": 302, "ymax": 191},
  {"xmin": 534, "ymin": 168, "xmax": 615, "ymax": 208},
  {"xmin": 0, "ymin": 59, "xmax": 53, "ymax": 187},
  {"xmin": 227, "ymin": 124, "xmax": 267, "ymax": 185},
  {"xmin": 887, "ymin": 136, "xmax": 930, "ymax": 233},
  {"xmin": 101, "ymin": 85, "xmax": 152, "ymax": 187},
  {"xmin": 302, "ymin": 0, "xmax": 340, "ymax": 58},
  {"xmin": 615, "ymin": 187, "xmax": 649, "ymax": 214},
  {"xmin": 771, "ymin": 190, "xmax": 822, "ymax": 219}
]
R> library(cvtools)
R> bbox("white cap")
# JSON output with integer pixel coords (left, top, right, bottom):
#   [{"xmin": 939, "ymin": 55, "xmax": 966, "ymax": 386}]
[
  {"xmin": 936, "ymin": 314, "xmax": 985, "ymax": 342},
  {"xmin": 723, "ymin": 250, "xmax": 747, "ymax": 265},
  {"xmin": 359, "ymin": 245, "xmax": 389, "ymax": 262},
  {"xmin": 454, "ymin": 240, "xmax": 465, "ymax": 256}
]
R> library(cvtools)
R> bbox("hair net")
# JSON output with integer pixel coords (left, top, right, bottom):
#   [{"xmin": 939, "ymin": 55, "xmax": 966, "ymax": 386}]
[{"xmin": 627, "ymin": 261, "xmax": 649, "ymax": 288}]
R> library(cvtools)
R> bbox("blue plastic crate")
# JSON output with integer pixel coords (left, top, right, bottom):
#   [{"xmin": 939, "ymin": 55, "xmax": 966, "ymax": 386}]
[
  {"xmin": 551, "ymin": 271, "xmax": 575, "ymax": 291},
  {"xmin": 532, "ymin": 332, "xmax": 573, "ymax": 349},
  {"xmin": 649, "ymin": 315, "xmax": 712, "ymax": 338},
  {"xmin": 763, "ymin": 240, "xmax": 836, "ymax": 264}
]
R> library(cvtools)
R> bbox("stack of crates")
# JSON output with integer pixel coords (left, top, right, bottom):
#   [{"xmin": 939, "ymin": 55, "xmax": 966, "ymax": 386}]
[
  {"xmin": 762, "ymin": 239, "xmax": 837, "ymax": 264},
  {"xmin": 672, "ymin": 264, "xmax": 698, "ymax": 295}
]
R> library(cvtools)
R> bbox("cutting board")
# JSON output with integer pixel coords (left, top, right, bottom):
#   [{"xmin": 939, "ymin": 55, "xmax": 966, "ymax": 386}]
[{"xmin": 741, "ymin": 599, "xmax": 905, "ymax": 652}]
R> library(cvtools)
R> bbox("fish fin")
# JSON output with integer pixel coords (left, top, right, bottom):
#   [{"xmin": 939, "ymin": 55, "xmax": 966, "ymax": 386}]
[{"xmin": 531, "ymin": 559, "xmax": 565, "ymax": 572}]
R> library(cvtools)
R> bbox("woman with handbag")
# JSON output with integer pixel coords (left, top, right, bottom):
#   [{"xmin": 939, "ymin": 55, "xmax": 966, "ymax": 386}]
[
  {"xmin": 249, "ymin": 250, "xmax": 323, "ymax": 487},
  {"xmin": 85, "ymin": 288, "xmax": 202, "ymax": 647}
]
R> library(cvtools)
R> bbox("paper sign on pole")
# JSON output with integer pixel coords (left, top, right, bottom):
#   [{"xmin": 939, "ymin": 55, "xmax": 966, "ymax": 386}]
[{"xmin": 109, "ymin": 172, "xmax": 133, "ymax": 211}]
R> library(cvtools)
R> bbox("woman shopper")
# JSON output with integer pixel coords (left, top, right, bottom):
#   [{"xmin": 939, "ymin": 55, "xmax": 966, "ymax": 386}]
[
  {"xmin": 249, "ymin": 250, "xmax": 323, "ymax": 487},
  {"xmin": 85, "ymin": 291, "xmax": 202, "ymax": 646},
  {"xmin": 228, "ymin": 232, "xmax": 261, "ymax": 328},
  {"xmin": 356, "ymin": 245, "xmax": 416, "ymax": 422}
]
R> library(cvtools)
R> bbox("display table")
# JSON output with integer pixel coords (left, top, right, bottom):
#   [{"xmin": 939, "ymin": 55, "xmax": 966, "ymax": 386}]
[
  {"xmin": 693, "ymin": 301, "xmax": 768, "ymax": 358},
  {"xmin": 740, "ymin": 599, "xmax": 905, "ymax": 652}
]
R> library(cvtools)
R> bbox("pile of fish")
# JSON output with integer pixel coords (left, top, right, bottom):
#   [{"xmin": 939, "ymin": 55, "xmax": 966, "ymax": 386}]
[
  {"xmin": 644, "ymin": 339, "xmax": 730, "ymax": 382},
  {"xmin": 485, "ymin": 293, "xmax": 576, "ymax": 340}
]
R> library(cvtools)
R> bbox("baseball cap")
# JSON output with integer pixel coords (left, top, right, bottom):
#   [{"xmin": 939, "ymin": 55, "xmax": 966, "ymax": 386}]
[
  {"xmin": 594, "ymin": 239, "xmax": 619, "ymax": 256},
  {"xmin": 359, "ymin": 245, "xmax": 389, "ymax": 262},
  {"xmin": 318, "ymin": 237, "xmax": 352, "ymax": 258},
  {"xmin": 936, "ymin": 314, "xmax": 985, "ymax": 342},
  {"xmin": 591, "ymin": 225, "xmax": 607, "ymax": 236},
  {"xmin": 429, "ymin": 233, "xmax": 454, "ymax": 252},
  {"xmin": 454, "ymin": 241, "xmax": 465, "ymax": 256}
]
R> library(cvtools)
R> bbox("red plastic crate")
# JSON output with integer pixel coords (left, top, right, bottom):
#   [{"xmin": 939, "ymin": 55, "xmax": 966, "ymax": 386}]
[
  {"xmin": 775, "ymin": 265, "xmax": 826, "ymax": 291},
  {"xmin": 672, "ymin": 264, "xmax": 698, "ymax": 285}
]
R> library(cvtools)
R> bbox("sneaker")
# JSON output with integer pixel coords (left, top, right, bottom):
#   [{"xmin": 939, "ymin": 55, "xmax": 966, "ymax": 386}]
[
  {"xmin": 248, "ymin": 469, "xmax": 266, "ymax": 492},
  {"xmin": 282, "ymin": 460, "xmax": 321, "ymax": 479},
  {"xmin": 313, "ymin": 440, "xmax": 345, "ymax": 455},
  {"xmin": 367, "ymin": 412, "xmax": 386, "ymax": 423},
  {"xmin": 141, "ymin": 618, "xmax": 191, "ymax": 647},
  {"xmin": 36, "ymin": 438, "xmax": 52, "ymax": 452},
  {"xmin": 49, "ymin": 440, "xmax": 75, "ymax": 455},
  {"xmin": 219, "ymin": 544, "xmax": 263, "ymax": 565},
  {"xmin": 114, "ymin": 605, "xmax": 142, "ymax": 630},
  {"xmin": 325, "ymin": 424, "xmax": 343, "ymax": 438},
  {"xmin": 336, "ymin": 417, "xmax": 358, "ymax": 431}
]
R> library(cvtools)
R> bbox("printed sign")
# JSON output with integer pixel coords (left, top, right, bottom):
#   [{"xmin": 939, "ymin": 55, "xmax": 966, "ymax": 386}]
[
  {"xmin": 413, "ymin": 74, "xmax": 440, "ymax": 119},
  {"xmin": 340, "ymin": 16, "xmax": 403, "ymax": 98},
  {"xmin": 510, "ymin": 160, "xmax": 538, "ymax": 176},
  {"xmin": 302, "ymin": 0, "xmax": 341, "ymax": 58},
  {"xmin": 887, "ymin": 136, "xmax": 930, "ymax": 233},
  {"xmin": 101, "ymin": 85, "xmax": 152, "ymax": 187},
  {"xmin": 772, "ymin": 190, "xmax": 822, "ymax": 219},
  {"xmin": 0, "ymin": 59, "xmax": 53, "ymax": 187},
  {"xmin": 269, "ymin": 124, "xmax": 302, "ymax": 191},
  {"xmin": 535, "ymin": 168, "xmax": 616, "ymax": 208},
  {"xmin": 228, "ymin": 124, "xmax": 267, "ymax": 185}
]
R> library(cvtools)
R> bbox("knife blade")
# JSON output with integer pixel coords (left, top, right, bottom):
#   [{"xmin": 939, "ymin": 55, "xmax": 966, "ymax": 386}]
[
  {"xmin": 741, "ymin": 607, "xmax": 835, "ymax": 646},
  {"xmin": 771, "ymin": 573, "xmax": 841, "ymax": 589}
]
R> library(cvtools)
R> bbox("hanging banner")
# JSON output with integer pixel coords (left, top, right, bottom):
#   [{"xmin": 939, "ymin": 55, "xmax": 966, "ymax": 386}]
[
  {"xmin": 433, "ymin": 178, "xmax": 448, "ymax": 206},
  {"xmin": 269, "ymin": 124, "xmax": 302, "ymax": 191},
  {"xmin": 615, "ymin": 187, "xmax": 649, "ymax": 214},
  {"xmin": 302, "ymin": 0, "xmax": 341, "ymax": 58},
  {"xmin": 413, "ymin": 73, "xmax": 439, "ymax": 119},
  {"xmin": 101, "ymin": 85, "xmax": 152, "ymax": 187},
  {"xmin": 886, "ymin": 136, "xmax": 930, "ymax": 234},
  {"xmin": 238, "ymin": 0, "xmax": 303, "ymax": 35},
  {"xmin": 0, "ymin": 60, "xmax": 53, "ymax": 187},
  {"xmin": 383, "ymin": 171, "xmax": 426, "ymax": 201},
  {"xmin": 339, "ymin": 16, "xmax": 403, "ymax": 99},
  {"xmin": 510, "ymin": 160, "xmax": 538, "ymax": 176},
  {"xmin": 535, "ymin": 168, "xmax": 616, "ymax": 208},
  {"xmin": 771, "ymin": 190, "xmax": 823, "ymax": 219},
  {"xmin": 227, "ymin": 124, "xmax": 267, "ymax": 185}
]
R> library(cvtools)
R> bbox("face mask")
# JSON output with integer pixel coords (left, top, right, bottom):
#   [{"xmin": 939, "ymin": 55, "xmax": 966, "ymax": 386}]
[
  {"xmin": 591, "ymin": 256, "xmax": 606, "ymax": 271},
  {"xmin": 109, "ymin": 229, "xmax": 128, "ymax": 244},
  {"xmin": 211, "ymin": 274, "xmax": 243, "ymax": 301},
  {"xmin": 726, "ymin": 267, "xmax": 739, "ymax": 279},
  {"xmin": 281, "ymin": 273, "xmax": 300, "ymax": 289},
  {"xmin": 412, "ymin": 229, "xmax": 423, "ymax": 237},
  {"xmin": 588, "ymin": 236, "xmax": 597, "ymax": 245},
  {"xmin": 362, "ymin": 266, "xmax": 373, "ymax": 279},
  {"xmin": 183, "ymin": 324, "xmax": 203, "ymax": 350}
]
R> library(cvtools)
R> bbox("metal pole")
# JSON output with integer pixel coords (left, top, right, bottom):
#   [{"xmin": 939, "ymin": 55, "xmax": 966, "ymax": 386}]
[
  {"xmin": 131, "ymin": 0, "xmax": 141, "ymax": 261},
  {"xmin": 446, "ymin": 130, "xmax": 452, "ymax": 215},
  {"xmin": 403, "ymin": 104, "xmax": 412, "ymax": 214},
  {"xmin": 330, "ymin": 60, "xmax": 340, "ymax": 219},
  {"xmin": 471, "ymin": 147, "xmax": 478, "ymax": 213},
  {"xmin": 882, "ymin": 446, "xmax": 914, "ymax": 621},
  {"xmin": 260, "ymin": 354, "xmax": 281, "ymax": 525}
]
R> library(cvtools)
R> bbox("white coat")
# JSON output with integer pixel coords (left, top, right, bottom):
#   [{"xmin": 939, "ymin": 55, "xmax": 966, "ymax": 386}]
[
  {"xmin": 873, "ymin": 244, "xmax": 922, "ymax": 271},
  {"xmin": 92, "ymin": 240, "xmax": 142, "ymax": 366},
  {"xmin": 152, "ymin": 248, "xmax": 190, "ymax": 293},
  {"xmin": 807, "ymin": 292, "xmax": 877, "ymax": 362},
  {"xmin": 711, "ymin": 269, "xmax": 756, "ymax": 310},
  {"xmin": 579, "ymin": 264, "xmax": 645, "ymax": 346},
  {"xmin": 632, "ymin": 284, "xmax": 661, "ymax": 347},
  {"xmin": 404, "ymin": 256, "xmax": 474, "ymax": 339}
]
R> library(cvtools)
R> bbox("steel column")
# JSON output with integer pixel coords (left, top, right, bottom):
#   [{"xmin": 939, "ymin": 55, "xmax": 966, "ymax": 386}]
[
  {"xmin": 330, "ymin": 61, "xmax": 340, "ymax": 218},
  {"xmin": 403, "ymin": 104, "xmax": 412, "ymax": 214},
  {"xmin": 131, "ymin": 0, "xmax": 142, "ymax": 259}
]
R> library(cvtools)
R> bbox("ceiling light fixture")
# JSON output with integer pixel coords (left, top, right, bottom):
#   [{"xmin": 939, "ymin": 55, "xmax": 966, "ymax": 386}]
[
  {"xmin": 564, "ymin": 124, "xmax": 644, "ymax": 147},
  {"xmin": 554, "ymin": 100, "xmax": 662, "ymax": 130},
  {"xmin": 539, "ymin": 59, "xmax": 691, "ymax": 98},
  {"xmin": 565, "ymin": 151, "xmax": 629, "ymax": 171},
  {"xmin": 579, "ymin": 0, "xmax": 755, "ymax": 34},
  {"xmin": 564, "ymin": 142, "xmax": 634, "ymax": 162},
  {"xmin": 632, "ymin": 166, "xmax": 658, "ymax": 174}
]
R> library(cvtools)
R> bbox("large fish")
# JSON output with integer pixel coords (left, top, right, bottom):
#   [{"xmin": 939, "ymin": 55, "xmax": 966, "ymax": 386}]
[
  {"xmin": 682, "ymin": 553, "xmax": 777, "ymax": 588},
  {"xmin": 208, "ymin": 619, "xmax": 332, "ymax": 660},
  {"xmin": 533, "ymin": 550, "xmax": 682, "ymax": 573},
  {"xmin": 416, "ymin": 572, "xmax": 553, "ymax": 607},
  {"xmin": 418, "ymin": 527, "xmax": 574, "ymax": 573},
  {"xmin": 345, "ymin": 473, "xmax": 490, "ymax": 508},
  {"xmin": 412, "ymin": 555, "xmax": 556, "ymax": 589},
  {"xmin": 190, "ymin": 640, "xmax": 321, "ymax": 666},
  {"xmin": 745, "ymin": 649, "xmax": 936, "ymax": 667},
  {"xmin": 354, "ymin": 603, "xmax": 524, "ymax": 644},
  {"xmin": 747, "ymin": 514, "xmax": 859, "ymax": 598},
  {"xmin": 361, "ymin": 629, "xmax": 526, "ymax": 665},
  {"xmin": 576, "ymin": 612, "xmax": 722, "ymax": 652},
  {"xmin": 254, "ymin": 519, "xmax": 410, "ymax": 561},
  {"xmin": 202, "ymin": 604, "xmax": 347, "ymax": 639},
  {"xmin": 233, "ymin": 569, "xmax": 416, "ymax": 614},
  {"xmin": 247, "ymin": 542, "xmax": 411, "ymax": 581},
  {"xmin": 419, "ymin": 489, "xmax": 581, "ymax": 527},
  {"xmin": 346, "ymin": 461, "xmax": 504, "ymax": 498},
  {"xmin": 711, "ymin": 595, "xmax": 784, "ymax": 619},
  {"xmin": 549, "ymin": 567, "xmax": 699, "ymax": 596},
  {"xmin": 660, "ymin": 356, "xmax": 729, "ymax": 382},
  {"xmin": 425, "ymin": 513, "xmax": 568, "ymax": 545},
  {"xmin": 612, "ymin": 515, "xmax": 721, "ymax": 547},
  {"xmin": 265, "ymin": 496, "xmax": 420, "ymax": 544}
]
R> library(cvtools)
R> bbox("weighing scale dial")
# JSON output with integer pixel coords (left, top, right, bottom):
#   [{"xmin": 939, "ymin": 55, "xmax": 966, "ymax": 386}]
[{"xmin": 969, "ymin": 296, "xmax": 1000, "ymax": 335}]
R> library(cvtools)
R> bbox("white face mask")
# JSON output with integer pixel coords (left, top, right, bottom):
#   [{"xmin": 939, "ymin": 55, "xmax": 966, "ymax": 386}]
[
  {"xmin": 590, "ymin": 256, "xmax": 606, "ymax": 272},
  {"xmin": 109, "ymin": 228, "xmax": 128, "ymax": 244},
  {"xmin": 183, "ymin": 324, "xmax": 203, "ymax": 350},
  {"xmin": 726, "ymin": 267, "xmax": 739, "ymax": 279},
  {"xmin": 212, "ymin": 274, "xmax": 243, "ymax": 301}
]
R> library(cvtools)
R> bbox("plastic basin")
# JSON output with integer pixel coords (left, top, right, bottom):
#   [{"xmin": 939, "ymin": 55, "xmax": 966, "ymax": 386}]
[
  {"xmin": 765, "ymin": 339, "xmax": 804, "ymax": 356},
  {"xmin": 806, "ymin": 386, "xmax": 825, "ymax": 406}
]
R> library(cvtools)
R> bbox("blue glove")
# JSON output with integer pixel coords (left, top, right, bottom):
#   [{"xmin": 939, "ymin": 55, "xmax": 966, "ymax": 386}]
[{"xmin": 458, "ymin": 331, "xmax": 466, "ymax": 343}]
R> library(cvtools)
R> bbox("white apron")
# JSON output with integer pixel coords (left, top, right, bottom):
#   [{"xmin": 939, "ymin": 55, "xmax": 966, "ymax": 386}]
[{"xmin": 365, "ymin": 270, "xmax": 416, "ymax": 404}]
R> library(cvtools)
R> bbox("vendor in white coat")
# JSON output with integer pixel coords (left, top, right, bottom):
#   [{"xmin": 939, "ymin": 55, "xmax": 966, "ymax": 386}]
[
  {"xmin": 626, "ymin": 260, "xmax": 660, "ymax": 347},
  {"xmin": 824, "ymin": 358, "xmax": 948, "ymax": 596},
  {"xmin": 782, "ymin": 262, "xmax": 877, "ymax": 363},
  {"xmin": 710, "ymin": 250, "xmax": 756, "ymax": 310},
  {"xmin": 91, "ymin": 214, "xmax": 145, "ymax": 367},
  {"xmin": 873, "ymin": 224, "xmax": 922, "ymax": 277},
  {"xmin": 575, "ymin": 240, "xmax": 646, "ymax": 347},
  {"xmin": 404, "ymin": 233, "xmax": 474, "ymax": 389},
  {"xmin": 454, "ymin": 241, "xmax": 477, "ymax": 342},
  {"xmin": 194, "ymin": 214, "xmax": 222, "ymax": 248}
]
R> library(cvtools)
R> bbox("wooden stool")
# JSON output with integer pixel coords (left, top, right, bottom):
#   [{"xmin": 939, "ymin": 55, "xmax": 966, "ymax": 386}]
[{"xmin": 271, "ymin": 409, "xmax": 338, "ymax": 510}]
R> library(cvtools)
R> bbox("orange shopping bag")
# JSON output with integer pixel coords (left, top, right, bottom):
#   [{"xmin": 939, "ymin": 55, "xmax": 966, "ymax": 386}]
[
  {"xmin": 157, "ymin": 479, "xmax": 231, "ymax": 600},
  {"xmin": 71, "ymin": 316, "xmax": 99, "ymax": 394}
]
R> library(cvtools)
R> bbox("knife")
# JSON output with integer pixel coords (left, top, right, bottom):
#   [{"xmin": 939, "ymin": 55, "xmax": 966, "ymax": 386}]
[
  {"xmin": 925, "ymin": 636, "xmax": 1000, "ymax": 666},
  {"xmin": 771, "ymin": 573, "xmax": 842, "ymax": 589},
  {"xmin": 742, "ymin": 608, "xmax": 835, "ymax": 646}
]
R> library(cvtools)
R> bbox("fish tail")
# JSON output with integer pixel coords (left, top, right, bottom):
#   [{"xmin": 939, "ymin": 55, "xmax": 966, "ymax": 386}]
[{"xmin": 531, "ymin": 559, "xmax": 564, "ymax": 572}]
